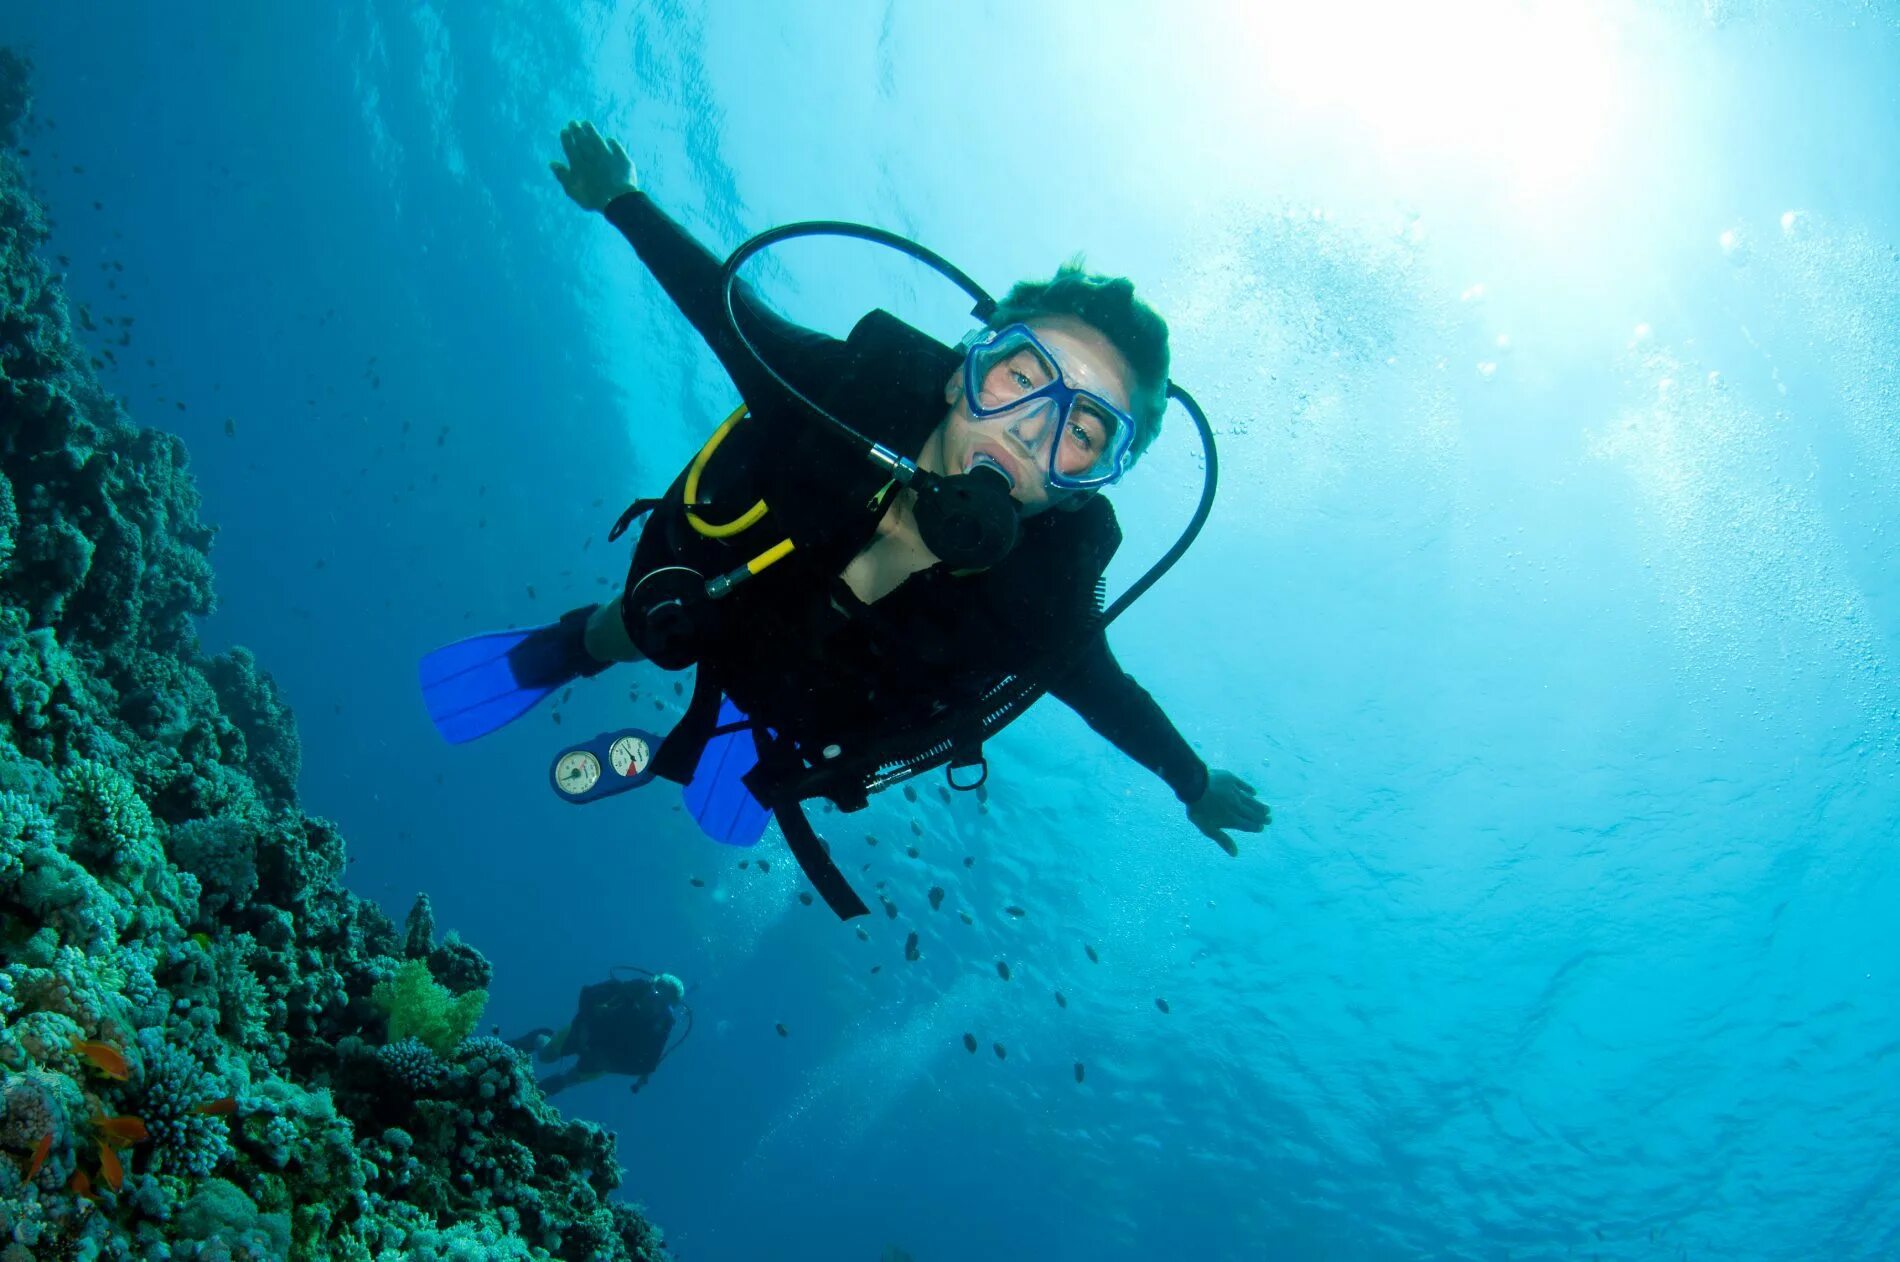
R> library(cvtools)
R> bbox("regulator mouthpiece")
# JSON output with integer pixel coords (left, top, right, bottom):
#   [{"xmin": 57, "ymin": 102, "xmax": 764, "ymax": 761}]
[{"xmin": 913, "ymin": 464, "xmax": 1019, "ymax": 570}]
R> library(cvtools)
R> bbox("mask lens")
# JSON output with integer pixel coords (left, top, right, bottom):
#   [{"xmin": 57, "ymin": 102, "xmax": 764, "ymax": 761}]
[
  {"xmin": 973, "ymin": 333, "xmax": 1057, "ymax": 412},
  {"xmin": 1058, "ymin": 397, "xmax": 1121, "ymax": 479}
]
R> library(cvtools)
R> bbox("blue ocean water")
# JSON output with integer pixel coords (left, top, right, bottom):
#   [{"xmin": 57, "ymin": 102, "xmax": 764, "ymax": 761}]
[{"xmin": 10, "ymin": 2, "xmax": 1900, "ymax": 1259}]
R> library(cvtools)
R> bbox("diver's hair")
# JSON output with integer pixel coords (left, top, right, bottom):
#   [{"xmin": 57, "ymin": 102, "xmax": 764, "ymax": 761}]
[
  {"xmin": 986, "ymin": 255, "xmax": 1171, "ymax": 462},
  {"xmin": 653, "ymin": 972, "xmax": 686, "ymax": 1002}
]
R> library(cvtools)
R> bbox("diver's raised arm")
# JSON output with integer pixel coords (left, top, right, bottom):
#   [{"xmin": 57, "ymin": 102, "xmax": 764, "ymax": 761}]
[
  {"xmin": 1048, "ymin": 632, "xmax": 1270, "ymax": 855},
  {"xmin": 550, "ymin": 120, "xmax": 842, "ymax": 411}
]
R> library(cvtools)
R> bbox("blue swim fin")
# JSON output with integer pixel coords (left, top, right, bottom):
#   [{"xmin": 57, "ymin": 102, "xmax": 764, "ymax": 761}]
[
  {"xmin": 419, "ymin": 606, "xmax": 604, "ymax": 744},
  {"xmin": 682, "ymin": 698, "xmax": 772, "ymax": 847}
]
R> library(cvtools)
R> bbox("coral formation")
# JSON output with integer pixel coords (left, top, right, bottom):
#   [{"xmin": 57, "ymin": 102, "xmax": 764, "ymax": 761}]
[{"xmin": 0, "ymin": 49, "xmax": 668, "ymax": 1261}]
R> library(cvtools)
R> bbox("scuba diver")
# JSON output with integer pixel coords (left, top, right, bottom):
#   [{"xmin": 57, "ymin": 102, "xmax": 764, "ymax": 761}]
[
  {"xmin": 420, "ymin": 120, "xmax": 1269, "ymax": 917},
  {"xmin": 506, "ymin": 968, "xmax": 691, "ymax": 1096}
]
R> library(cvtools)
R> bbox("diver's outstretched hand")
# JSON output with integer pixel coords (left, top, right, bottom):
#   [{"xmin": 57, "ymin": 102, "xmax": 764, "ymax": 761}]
[
  {"xmin": 552, "ymin": 120, "xmax": 637, "ymax": 211},
  {"xmin": 1187, "ymin": 769, "xmax": 1270, "ymax": 856}
]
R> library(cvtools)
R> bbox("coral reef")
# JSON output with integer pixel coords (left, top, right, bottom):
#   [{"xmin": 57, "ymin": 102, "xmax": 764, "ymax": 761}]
[{"xmin": 0, "ymin": 49, "xmax": 668, "ymax": 1261}]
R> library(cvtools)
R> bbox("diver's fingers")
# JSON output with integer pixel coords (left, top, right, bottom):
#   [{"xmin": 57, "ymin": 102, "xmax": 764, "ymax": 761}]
[
  {"xmin": 564, "ymin": 121, "xmax": 604, "ymax": 167},
  {"xmin": 608, "ymin": 138, "xmax": 630, "ymax": 166},
  {"xmin": 1212, "ymin": 829, "xmax": 1238, "ymax": 857},
  {"xmin": 549, "ymin": 161, "xmax": 572, "ymax": 191},
  {"xmin": 1237, "ymin": 777, "xmax": 1258, "ymax": 796}
]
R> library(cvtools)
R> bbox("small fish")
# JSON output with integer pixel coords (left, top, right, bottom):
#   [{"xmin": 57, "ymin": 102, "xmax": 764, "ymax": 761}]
[
  {"xmin": 995, "ymin": 960, "xmax": 1011, "ymax": 982},
  {"xmin": 1074, "ymin": 1062, "xmax": 1085, "ymax": 1084},
  {"xmin": 689, "ymin": 877, "xmax": 705, "ymax": 888},
  {"xmin": 909, "ymin": 820, "xmax": 923, "ymax": 837},
  {"xmin": 738, "ymin": 859, "xmax": 749, "ymax": 869},
  {"xmin": 26, "ymin": 1132, "xmax": 52, "ymax": 1179},
  {"xmin": 993, "ymin": 1043, "xmax": 1007, "ymax": 1060},
  {"xmin": 223, "ymin": 418, "xmax": 236, "ymax": 437},
  {"xmin": 906, "ymin": 846, "xmax": 919, "ymax": 859},
  {"xmin": 673, "ymin": 681, "xmax": 684, "ymax": 696},
  {"xmin": 797, "ymin": 892, "xmax": 813, "ymax": 906},
  {"xmin": 69, "ymin": 1038, "xmax": 129, "ymax": 1080},
  {"xmin": 962, "ymin": 1033, "xmax": 978, "ymax": 1053},
  {"xmin": 71, "ymin": 1169, "xmax": 96, "ymax": 1201},
  {"xmin": 97, "ymin": 1140, "xmax": 123, "ymax": 1192},
  {"xmin": 865, "ymin": 834, "xmax": 878, "ymax": 846},
  {"xmin": 775, "ymin": 1023, "xmax": 788, "ymax": 1038},
  {"xmin": 936, "ymin": 785, "xmax": 950, "ymax": 803},
  {"xmin": 93, "ymin": 1113, "xmax": 147, "ymax": 1143},
  {"xmin": 194, "ymin": 1097, "xmax": 238, "ymax": 1117},
  {"xmin": 757, "ymin": 860, "xmax": 770, "ymax": 874},
  {"xmin": 903, "ymin": 786, "xmax": 917, "ymax": 802},
  {"xmin": 904, "ymin": 932, "xmax": 920, "ymax": 962},
  {"xmin": 855, "ymin": 926, "xmax": 870, "ymax": 942},
  {"xmin": 1054, "ymin": 992, "xmax": 1067, "ymax": 1009},
  {"xmin": 958, "ymin": 911, "xmax": 973, "ymax": 926},
  {"xmin": 1004, "ymin": 905, "xmax": 1026, "ymax": 918},
  {"xmin": 963, "ymin": 856, "xmax": 974, "ymax": 868},
  {"xmin": 1085, "ymin": 944, "xmax": 1099, "ymax": 964},
  {"xmin": 869, "ymin": 965, "xmax": 881, "ymax": 974},
  {"xmin": 1155, "ymin": 998, "xmax": 1170, "ymax": 1014},
  {"xmin": 882, "ymin": 898, "xmax": 898, "ymax": 921},
  {"xmin": 928, "ymin": 887, "xmax": 944, "ymax": 911}
]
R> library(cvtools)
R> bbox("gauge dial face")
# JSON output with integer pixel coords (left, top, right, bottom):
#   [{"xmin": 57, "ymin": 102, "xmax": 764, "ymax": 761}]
[
  {"xmin": 555, "ymin": 750, "xmax": 602, "ymax": 796},
  {"xmin": 610, "ymin": 734, "xmax": 652, "ymax": 778}
]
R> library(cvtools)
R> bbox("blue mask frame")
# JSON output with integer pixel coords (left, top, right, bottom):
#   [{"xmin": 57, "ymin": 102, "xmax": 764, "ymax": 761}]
[{"xmin": 961, "ymin": 323, "xmax": 1140, "ymax": 491}]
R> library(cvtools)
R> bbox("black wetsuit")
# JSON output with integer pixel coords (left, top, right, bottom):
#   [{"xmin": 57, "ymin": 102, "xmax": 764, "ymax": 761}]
[
  {"xmin": 566, "ymin": 977, "xmax": 674, "ymax": 1080},
  {"xmin": 605, "ymin": 191, "xmax": 1209, "ymax": 806}
]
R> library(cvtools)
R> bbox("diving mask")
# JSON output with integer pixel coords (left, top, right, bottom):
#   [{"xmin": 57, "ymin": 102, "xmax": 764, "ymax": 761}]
[{"xmin": 961, "ymin": 323, "xmax": 1139, "ymax": 491}]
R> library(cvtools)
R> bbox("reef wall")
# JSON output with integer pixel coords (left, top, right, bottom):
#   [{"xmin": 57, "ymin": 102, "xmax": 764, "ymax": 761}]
[{"xmin": 0, "ymin": 50, "xmax": 668, "ymax": 1262}]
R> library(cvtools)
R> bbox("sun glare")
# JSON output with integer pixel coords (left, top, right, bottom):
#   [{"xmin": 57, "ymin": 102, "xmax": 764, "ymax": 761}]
[{"xmin": 1228, "ymin": 0, "xmax": 1630, "ymax": 201}]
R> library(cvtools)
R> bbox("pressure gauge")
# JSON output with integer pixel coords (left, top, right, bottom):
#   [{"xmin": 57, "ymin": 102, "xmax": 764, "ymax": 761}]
[
  {"xmin": 553, "ymin": 749, "xmax": 602, "ymax": 798},
  {"xmin": 549, "ymin": 728, "xmax": 662, "ymax": 806},
  {"xmin": 609, "ymin": 734, "xmax": 651, "ymax": 778}
]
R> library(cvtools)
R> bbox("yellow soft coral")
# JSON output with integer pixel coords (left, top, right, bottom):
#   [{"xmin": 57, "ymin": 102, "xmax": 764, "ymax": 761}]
[{"xmin": 369, "ymin": 960, "xmax": 485, "ymax": 1057}]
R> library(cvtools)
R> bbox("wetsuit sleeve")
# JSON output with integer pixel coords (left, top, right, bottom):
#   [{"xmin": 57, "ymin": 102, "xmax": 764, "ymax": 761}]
[
  {"xmin": 1046, "ymin": 633, "xmax": 1210, "ymax": 804},
  {"xmin": 600, "ymin": 190, "xmax": 846, "ymax": 408}
]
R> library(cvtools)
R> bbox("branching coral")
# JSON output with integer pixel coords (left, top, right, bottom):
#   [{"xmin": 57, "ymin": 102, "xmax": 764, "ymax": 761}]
[
  {"xmin": 62, "ymin": 758, "xmax": 160, "ymax": 880},
  {"xmin": 377, "ymin": 1036, "xmax": 447, "ymax": 1094},
  {"xmin": 132, "ymin": 1029, "xmax": 232, "ymax": 1177}
]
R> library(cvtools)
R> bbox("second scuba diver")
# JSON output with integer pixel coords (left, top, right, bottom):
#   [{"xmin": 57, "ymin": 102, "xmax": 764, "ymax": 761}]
[
  {"xmin": 507, "ymin": 969, "xmax": 690, "ymax": 1096},
  {"xmin": 421, "ymin": 120, "xmax": 1269, "ymax": 914}
]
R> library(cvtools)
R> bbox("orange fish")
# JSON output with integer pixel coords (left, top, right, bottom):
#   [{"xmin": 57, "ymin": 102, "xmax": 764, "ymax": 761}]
[
  {"xmin": 96, "ymin": 1140, "xmax": 123, "ymax": 1192},
  {"xmin": 70, "ymin": 1168, "xmax": 96, "ymax": 1200},
  {"xmin": 194, "ymin": 1096, "xmax": 238, "ymax": 1116},
  {"xmin": 25, "ymin": 1131, "xmax": 52, "ymax": 1179},
  {"xmin": 68, "ymin": 1038, "xmax": 129, "ymax": 1081},
  {"xmin": 92, "ymin": 1112, "xmax": 148, "ymax": 1144}
]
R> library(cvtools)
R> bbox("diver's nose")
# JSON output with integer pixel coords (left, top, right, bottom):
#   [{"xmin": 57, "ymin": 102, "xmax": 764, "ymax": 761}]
[{"xmin": 1006, "ymin": 398, "xmax": 1056, "ymax": 449}]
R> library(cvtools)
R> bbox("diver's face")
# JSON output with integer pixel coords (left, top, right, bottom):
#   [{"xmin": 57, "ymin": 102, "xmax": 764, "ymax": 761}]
[{"xmin": 940, "ymin": 316, "xmax": 1136, "ymax": 515}]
